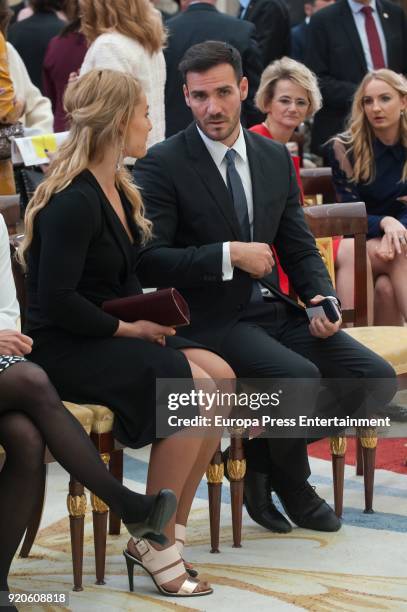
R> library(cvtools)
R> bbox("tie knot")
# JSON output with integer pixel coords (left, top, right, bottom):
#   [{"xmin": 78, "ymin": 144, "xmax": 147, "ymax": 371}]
[
  {"xmin": 225, "ymin": 149, "xmax": 237, "ymax": 165},
  {"xmin": 361, "ymin": 5, "xmax": 373, "ymax": 15}
]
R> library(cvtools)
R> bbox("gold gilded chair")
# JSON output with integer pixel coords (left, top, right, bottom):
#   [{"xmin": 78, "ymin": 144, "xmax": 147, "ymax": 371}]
[{"xmin": 303, "ymin": 202, "xmax": 407, "ymax": 516}]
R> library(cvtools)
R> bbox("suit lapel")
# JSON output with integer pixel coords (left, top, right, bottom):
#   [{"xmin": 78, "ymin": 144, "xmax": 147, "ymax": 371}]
[
  {"xmin": 184, "ymin": 124, "xmax": 242, "ymax": 240},
  {"xmin": 339, "ymin": 0, "xmax": 367, "ymax": 72},
  {"xmin": 377, "ymin": 0, "xmax": 394, "ymax": 66},
  {"xmin": 81, "ymin": 170, "xmax": 133, "ymax": 277}
]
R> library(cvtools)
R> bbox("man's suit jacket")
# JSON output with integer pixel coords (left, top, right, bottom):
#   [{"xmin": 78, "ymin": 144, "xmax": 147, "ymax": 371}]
[
  {"xmin": 164, "ymin": 3, "xmax": 264, "ymax": 137},
  {"xmin": 134, "ymin": 123, "xmax": 335, "ymax": 351},
  {"xmin": 305, "ymin": 0, "xmax": 407, "ymax": 154},
  {"xmin": 291, "ymin": 20, "xmax": 307, "ymax": 62},
  {"xmin": 242, "ymin": 0, "xmax": 291, "ymax": 68}
]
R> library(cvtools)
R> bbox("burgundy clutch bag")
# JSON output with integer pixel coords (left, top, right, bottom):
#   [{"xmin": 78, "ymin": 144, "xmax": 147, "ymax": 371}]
[{"xmin": 102, "ymin": 288, "xmax": 190, "ymax": 327}]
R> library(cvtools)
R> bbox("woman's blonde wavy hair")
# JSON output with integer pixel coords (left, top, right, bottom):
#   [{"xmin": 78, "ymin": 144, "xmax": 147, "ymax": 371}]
[
  {"xmin": 19, "ymin": 69, "xmax": 152, "ymax": 267},
  {"xmin": 334, "ymin": 69, "xmax": 407, "ymax": 184},
  {"xmin": 255, "ymin": 56, "xmax": 322, "ymax": 119},
  {"xmin": 80, "ymin": 0, "xmax": 166, "ymax": 54}
]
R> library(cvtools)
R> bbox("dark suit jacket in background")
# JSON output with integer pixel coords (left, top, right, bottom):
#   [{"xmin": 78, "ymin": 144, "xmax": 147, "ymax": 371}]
[
  {"xmin": 134, "ymin": 123, "xmax": 335, "ymax": 351},
  {"xmin": 164, "ymin": 3, "xmax": 264, "ymax": 137},
  {"xmin": 242, "ymin": 0, "xmax": 291, "ymax": 68},
  {"xmin": 305, "ymin": 0, "xmax": 407, "ymax": 155},
  {"xmin": 291, "ymin": 20, "xmax": 307, "ymax": 62},
  {"xmin": 8, "ymin": 11, "xmax": 65, "ymax": 92}
]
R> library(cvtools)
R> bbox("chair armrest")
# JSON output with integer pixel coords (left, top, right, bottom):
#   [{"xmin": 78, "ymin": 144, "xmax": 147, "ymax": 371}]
[{"xmin": 303, "ymin": 202, "xmax": 367, "ymax": 237}]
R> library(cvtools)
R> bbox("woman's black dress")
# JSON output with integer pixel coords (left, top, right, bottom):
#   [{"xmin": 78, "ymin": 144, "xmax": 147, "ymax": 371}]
[{"xmin": 26, "ymin": 170, "xmax": 203, "ymax": 448}]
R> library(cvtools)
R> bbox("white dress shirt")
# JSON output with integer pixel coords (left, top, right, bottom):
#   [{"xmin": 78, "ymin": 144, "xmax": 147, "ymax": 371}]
[
  {"xmin": 0, "ymin": 215, "xmax": 19, "ymax": 331},
  {"xmin": 347, "ymin": 0, "xmax": 388, "ymax": 71},
  {"xmin": 197, "ymin": 124, "xmax": 254, "ymax": 280}
]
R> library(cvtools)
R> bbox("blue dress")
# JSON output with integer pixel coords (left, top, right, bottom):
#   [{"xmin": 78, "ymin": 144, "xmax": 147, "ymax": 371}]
[{"xmin": 329, "ymin": 138, "xmax": 407, "ymax": 240}]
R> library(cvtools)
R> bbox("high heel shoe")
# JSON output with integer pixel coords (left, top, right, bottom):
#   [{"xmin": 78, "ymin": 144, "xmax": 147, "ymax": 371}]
[
  {"xmin": 123, "ymin": 539, "xmax": 213, "ymax": 597},
  {"xmin": 123, "ymin": 489, "xmax": 177, "ymax": 545},
  {"xmin": 175, "ymin": 523, "xmax": 198, "ymax": 578}
]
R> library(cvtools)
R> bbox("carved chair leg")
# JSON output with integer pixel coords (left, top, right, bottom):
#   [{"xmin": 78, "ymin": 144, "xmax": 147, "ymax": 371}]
[
  {"xmin": 91, "ymin": 453, "xmax": 110, "ymax": 585},
  {"xmin": 108, "ymin": 449, "xmax": 123, "ymax": 535},
  {"xmin": 330, "ymin": 436, "xmax": 347, "ymax": 518},
  {"xmin": 228, "ymin": 436, "xmax": 246, "ymax": 548},
  {"xmin": 356, "ymin": 437, "xmax": 363, "ymax": 476},
  {"xmin": 206, "ymin": 444, "xmax": 224, "ymax": 554},
  {"xmin": 67, "ymin": 477, "xmax": 87, "ymax": 592},
  {"xmin": 359, "ymin": 428, "xmax": 377, "ymax": 514},
  {"xmin": 20, "ymin": 463, "xmax": 47, "ymax": 558}
]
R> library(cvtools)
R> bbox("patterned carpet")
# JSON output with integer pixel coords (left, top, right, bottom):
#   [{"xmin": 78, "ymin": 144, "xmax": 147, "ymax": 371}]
[{"xmin": 8, "ymin": 444, "xmax": 407, "ymax": 611}]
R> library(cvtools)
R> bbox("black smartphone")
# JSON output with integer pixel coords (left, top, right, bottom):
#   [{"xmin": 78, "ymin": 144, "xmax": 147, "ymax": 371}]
[{"xmin": 306, "ymin": 298, "xmax": 341, "ymax": 324}]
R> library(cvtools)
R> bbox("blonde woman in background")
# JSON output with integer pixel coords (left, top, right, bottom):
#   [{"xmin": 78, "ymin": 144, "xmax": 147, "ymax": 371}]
[
  {"xmin": 330, "ymin": 69, "xmax": 407, "ymax": 325},
  {"xmin": 250, "ymin": 57, "xmax": 368, "ymax": 319},
  {"xmin": 79, "ymin": 0, "xmax": 166, "ymax": 148}
]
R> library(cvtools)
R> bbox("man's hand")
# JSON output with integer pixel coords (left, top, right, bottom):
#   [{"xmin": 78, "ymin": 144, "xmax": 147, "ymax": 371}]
[
  {"xmin": 0, "ymin": 330, "xmax": 33, "ymax": 356},
  {"xmin": 308, "ymin": 295, "xmax": 341, "ymax": 339},
  {"xmin": 379, "ymin": 216, "xmax": 407, "ymax": 258},
  {"xmin": 230, "ymin": 242, "xmax": 274, "ymax": 278}
]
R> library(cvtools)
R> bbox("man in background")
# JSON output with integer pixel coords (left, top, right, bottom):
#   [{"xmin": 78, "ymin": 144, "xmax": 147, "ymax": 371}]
[{"xmin": 164, "ymin": 0, "xmax": 263, "ymax": 137}]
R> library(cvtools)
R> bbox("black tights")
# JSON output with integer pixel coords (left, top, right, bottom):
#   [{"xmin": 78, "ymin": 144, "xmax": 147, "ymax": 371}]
[{"xmin": 0, "ymin": 361, "xmax": 156, "ymax": 593}]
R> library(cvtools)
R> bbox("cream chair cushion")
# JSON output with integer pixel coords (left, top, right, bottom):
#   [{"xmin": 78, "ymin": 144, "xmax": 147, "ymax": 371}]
[
  {"xmin": 62, "ymin": 401, "xmax": 94, "ymax": 435},
  {"xmin": 344, "ymin": 326, "xmax": 407, "ymax": 375},
  {"xmin": 82, "ymin": 404, "xmax": 114, "ymax": 435}
]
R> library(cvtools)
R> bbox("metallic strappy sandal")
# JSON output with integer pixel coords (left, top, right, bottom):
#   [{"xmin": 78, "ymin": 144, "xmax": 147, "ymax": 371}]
[
  {"xmin": 175, "ymin": 523, "xmax": 198, "ymax": 578},
  {"xmin": 123, "ymin": 539, "xmax": 213, "ymax": 597}
]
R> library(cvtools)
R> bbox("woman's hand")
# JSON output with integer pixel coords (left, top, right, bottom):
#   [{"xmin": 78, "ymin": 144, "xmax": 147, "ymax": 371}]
[
  {"xmin": 379, "ymin": 217, "xmax": 407, "ymax": 258},
  {"xmin": 114, "ymin": 320, "xmax": 176, "ymax": 346},
  {"xmin": 0, "ymin": 330, "xmax": 33, "ymax": 356}
]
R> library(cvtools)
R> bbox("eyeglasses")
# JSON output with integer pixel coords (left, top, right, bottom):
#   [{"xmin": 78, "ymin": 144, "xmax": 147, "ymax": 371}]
[{"xmin": 276, "ymin": 97, "xmax": 310, "ymax": 109}]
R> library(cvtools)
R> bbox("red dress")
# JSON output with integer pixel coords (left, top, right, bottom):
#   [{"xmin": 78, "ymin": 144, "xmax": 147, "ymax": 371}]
[{"xmin": 249, "ymin": 123, "xmax": 340, "ymax": 294}]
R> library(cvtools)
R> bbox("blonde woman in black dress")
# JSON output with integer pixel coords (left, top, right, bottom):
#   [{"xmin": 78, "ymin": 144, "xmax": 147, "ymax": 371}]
[
  {"xmin": 0, "ymin": 214, "xmax": 177, "ymax": 605},
  {"xmin": 21, "ymin": 69, "xmax": 234, "ymax": 597}
]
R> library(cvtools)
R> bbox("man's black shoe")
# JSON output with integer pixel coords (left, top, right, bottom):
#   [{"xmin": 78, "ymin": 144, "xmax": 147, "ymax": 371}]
[
  {"xmin": 275, "ymin": 481, "xmax": 341, "ymax": 532},
  {"xmin": 222, "ymin": 449, "xmax": 292, "ymax": 533}
]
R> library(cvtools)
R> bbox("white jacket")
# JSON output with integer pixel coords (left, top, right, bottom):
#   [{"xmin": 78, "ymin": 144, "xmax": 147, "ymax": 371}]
[
  {"xmin": 7, "ymin": 42, "xmax": 53, "ymax": 134},
  {"xmin": 0, "ymin": 215, "xmax": 19, "ymax": 331},
  {"xmin": 80, "ymin": 31, "xmax": 166, "ymax": 148}
]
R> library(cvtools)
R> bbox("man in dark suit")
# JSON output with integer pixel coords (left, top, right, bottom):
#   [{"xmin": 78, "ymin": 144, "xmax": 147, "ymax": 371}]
[
  {"xmin": 291, "ymin": 0, "xmax": 334, "ymax": 62},
  {"xmin": 164, "ymin": 0, "xmax": 263, "ymax": 137},
  {"xmin": 305, "ymin": 0, "xmax": 407, "ymax": 156},
  {"xmin": 240, "ymin": 0, "xmax": 291, "ymax": 67},
  {"xmin": 134, "ymin": 41, "xmax": 396, "ymax": 533}
]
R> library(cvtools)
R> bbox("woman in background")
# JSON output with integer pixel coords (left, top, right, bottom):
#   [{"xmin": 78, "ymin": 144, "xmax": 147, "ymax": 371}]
[
  {"xmin": 43, "ymin": 0, "xmax": 87, "ymax": 131},
  {"xmin": 79, "ymin": 0, "xmax": 166, "ymax": 148},
  {"xmin": 330, "ymin": 69, "xmax": 407, "ymax": 325}
]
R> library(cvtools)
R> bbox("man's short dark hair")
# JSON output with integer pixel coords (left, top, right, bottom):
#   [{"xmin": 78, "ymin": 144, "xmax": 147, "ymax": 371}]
[
  {"xmin": 30, "ymin": 0, "xmax": 64, "ymax": 13},
  {"xmin": 179, "ymin": 41, "xmax": 243, "ymax": 85}
]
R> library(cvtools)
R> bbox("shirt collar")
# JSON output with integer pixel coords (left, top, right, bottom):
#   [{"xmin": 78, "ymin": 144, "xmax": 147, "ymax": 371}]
[
  {"xmin": 196, "ymin": 124, "xmax": 247, "ymax": 168},
  {"xmin": 347, "ymin": 0, "xmax": 377, "ymax": 14}
]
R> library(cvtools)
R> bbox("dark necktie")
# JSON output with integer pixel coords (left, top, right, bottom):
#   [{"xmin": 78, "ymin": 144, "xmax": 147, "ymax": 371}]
[
  {"xmin": 361, "ymin": 6, "xmax": 386, "ymax": 69},
  {"xmin": 225, "ymin": 148, "xmax": 266, "ymax": 302},
  {"xmin": 225, "ymin": 149, "xmax": 251, "ymax": 242}
]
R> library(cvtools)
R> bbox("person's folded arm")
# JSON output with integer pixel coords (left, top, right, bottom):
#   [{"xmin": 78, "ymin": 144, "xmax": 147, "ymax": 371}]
[
  {"xmin": 36, "ymin": 189, "xmax": 119, "ymax": 336},
  {"xmin": 273, "ymin": 149, "xmax": 336, "ymax": 304},
  {"xmin": 0, "ymin": 216, "xmax": 20, "ymax": 330},
  {"xmin": 134, "ymin": 152, "xmax": 224, "ymax": 287}
]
